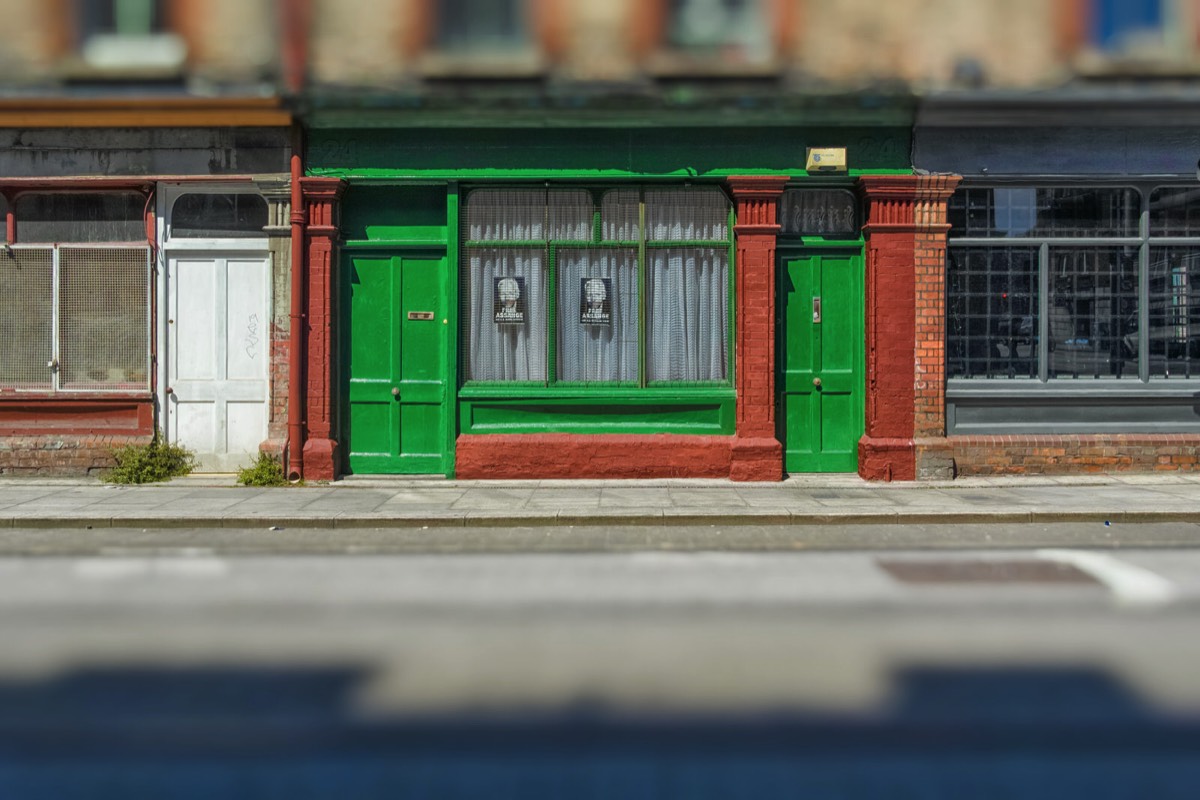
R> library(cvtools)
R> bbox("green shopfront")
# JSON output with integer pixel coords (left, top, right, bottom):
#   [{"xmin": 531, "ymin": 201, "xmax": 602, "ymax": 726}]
[{"xmin": 299, "ymin": 118, "xmax": 920, "ymax": 481}]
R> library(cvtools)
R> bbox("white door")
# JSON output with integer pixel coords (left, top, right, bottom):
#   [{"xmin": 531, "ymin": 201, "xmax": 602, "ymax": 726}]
[{"xmin": 166, "ymin": 253, "xmax": 271, "ymax": 471}]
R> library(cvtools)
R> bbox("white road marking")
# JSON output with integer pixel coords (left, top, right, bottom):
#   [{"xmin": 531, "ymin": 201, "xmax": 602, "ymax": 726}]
[
  {"xmin": 73, "ymin": 557, "xmax": 228, "ymax": 580},
  {"xmin": 1038, "ymin": 549, "xmax": 1177, "ymax": 607}
]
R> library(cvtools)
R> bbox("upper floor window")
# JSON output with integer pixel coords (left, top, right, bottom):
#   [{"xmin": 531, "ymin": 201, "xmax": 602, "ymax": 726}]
[
  {"xmin": 436, "ymin": 0, "xmax": 530, "ymax": 53},
  {"xmin": 1091, "ymin": 0, "xmax": 1164, "ymax": 53},
  {"xmin": 76, "ymin": 0, "xmax": 186, "ymax": 72},
  {"xmin": 653, "ymin": 0, "xmax": 776, "ymax": 71}
]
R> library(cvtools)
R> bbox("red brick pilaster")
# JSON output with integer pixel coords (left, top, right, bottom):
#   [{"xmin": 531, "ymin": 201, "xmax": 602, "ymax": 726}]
[
  {"xmin": 859, "ymin": 175, "xmax": 959, "ymax": 481},
  {"xmin": 728, "ymin": 175, "xmax": 788, "ymax": 482},
  {"xmin": 299, "ymin": 177, "xmax": 346, "ymax": 481}
]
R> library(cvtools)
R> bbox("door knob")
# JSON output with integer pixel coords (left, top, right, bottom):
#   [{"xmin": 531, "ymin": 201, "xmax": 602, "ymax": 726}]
[
  {"xmin": 813, "ymin": 377, "xmax": 822, "ymax": 387},
  {"xmin": 391, "ymin": 387, "xmax": 400, "ymax": 397}
]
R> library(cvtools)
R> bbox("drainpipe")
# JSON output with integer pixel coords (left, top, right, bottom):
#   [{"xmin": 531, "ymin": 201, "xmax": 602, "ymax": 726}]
[{"xmin": 288, "ymin": 149, "xmax": 305, "ymax": 482}]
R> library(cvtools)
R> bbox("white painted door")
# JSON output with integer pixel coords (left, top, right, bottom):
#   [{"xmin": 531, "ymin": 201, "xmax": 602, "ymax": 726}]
[{"xmin": 166, "ymin": 253, "xmax": 271, "ymax": 472}]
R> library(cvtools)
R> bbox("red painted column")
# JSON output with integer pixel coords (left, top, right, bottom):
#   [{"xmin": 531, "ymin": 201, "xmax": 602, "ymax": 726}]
[
  {"xmin": 299, "ymin": 177, "xmax": 346, "ymax": 481},
  {"xmin": 727, "ymin": 175, "xmax": 788, "ymax": 482},
  {"xmin": 858, "ymin": 175, "xmax": 958, "ymax": 481}
]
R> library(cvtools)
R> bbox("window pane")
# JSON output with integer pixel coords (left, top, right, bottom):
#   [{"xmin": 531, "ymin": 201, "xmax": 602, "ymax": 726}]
[
  {"xmin": 0, "ymin": 248, "xmax": 53, "ymax": 389},
  {"xmin": 601, "ymin": 190, "xmax": 639, "ymax": 241},
  {"xmin": 1047, "ymin": 247, "xmax": 1138, "ymax": 379},
  {"xmin": 464, "ymin": 246, "xmax": 546, "ymax": 381},
  {"xmin": 465, "ymin": 189, "xmax": 544, "ymax": 241},
  {"xmin": 437, "ymin": 0, "xmax": 527, "ymax": 51},
  {"xmin": 645, "ymin": 189, "xmax": 729, "ymax": 241},
  {"xmin": 557, "ymin": 248, "xmax": 638, "ymax": 383},
  {"xmin": 646, "ymin": 247, "xmax": 728, "ymax": 382},
  {"xmin": 947, "ymin": 247, "xmax": 1040, "ymax": 379},
  {"xmin": 779, "ymin": 189, "xmax": 856, "ymax": 235},
  {"xmin": 666, "ymin": 0, "xmax": 771, "ymax": 63},
  {"xmin": 547, "ymin": 190, "xmax": 593, "ymax": 240},
  {"xmin": 172, "ymin": 193, "xmax": 268, "ymax": 238},
  {"xmin": 1148, "ymin": 247, "xmax": 1200, "ymax": 378},
  {"xmin": 1150, "ymin": 187, "xmax": 1200, "ymax": 237},
  {"xmin": 58, "ymin": 246, "xmax": 150, "ymax": 390},
  {"xmin": 16, "ymin": 193, "xmax": 145, "ymax": 243},
  {"xmin": 948, "ymin": 188, "xmax": 1138, "ymax": 238}
]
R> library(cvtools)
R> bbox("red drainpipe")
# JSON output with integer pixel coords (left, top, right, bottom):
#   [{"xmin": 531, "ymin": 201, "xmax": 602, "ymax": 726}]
[{"xmin": 288, "ymin": 148, "xmax": 305, "ymax": 481}]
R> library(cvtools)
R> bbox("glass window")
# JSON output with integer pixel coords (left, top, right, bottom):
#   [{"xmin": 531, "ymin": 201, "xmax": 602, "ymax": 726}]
[
  {"xmin": 462, "ymin": 186, "xmax": 731, "ymax": 385},
  {"xmin": 948, "ymin": 187, "xmax": 1138, "ymax": 238},
  {"xmin": 437, "ymin": 0, "xmax": 528, "ymax": 52},
  {"xmin": 779, "ymin": 189, "xmax": 857, "ymax": 235},
  {"xmin": 947, "ymin": 184, "xmax": 1200, "ymax": 385},
  {"xmin": 665, "ymin": 0, "xmax": 771, "ymax": 64},
  {"xmin": 172, "ymin": 193, "xmax": 268, "ymax": 238},
  {"xmin": 15, "ymin": 193, "xmax": 144, "ymax": 243}
]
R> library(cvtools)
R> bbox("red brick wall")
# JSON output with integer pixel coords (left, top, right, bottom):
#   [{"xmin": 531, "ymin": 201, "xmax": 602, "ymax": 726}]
[
  {"xmin": 728, "ymin": 175, "xmax": 788, "ymax": 482},
  {"xmin": 922, "ymin": 435, "xmax": 1200, "ymax": 476},
  {"xmin": 456, "ymin": 434, "xmax": 732, "ymax": 479},
  {"xmin": 299, "ymin": 177, "xmax": 346, "ymax": 481},
  {"xmin": 0, "ymin": 434, "xmax": 152, "ymax": 476},
  {"xmin": 859, "ymin": 175, "xmax": 959, "ymax": 481}
]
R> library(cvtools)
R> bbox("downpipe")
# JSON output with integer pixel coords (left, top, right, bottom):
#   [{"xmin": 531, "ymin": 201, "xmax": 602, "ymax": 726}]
[{"xmin": 288, "ymin": 150, "xmax": 305, "ymax": 482}]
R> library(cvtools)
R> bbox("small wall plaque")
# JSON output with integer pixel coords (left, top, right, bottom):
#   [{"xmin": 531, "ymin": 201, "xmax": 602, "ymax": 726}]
[{"xmin": 805, "ymin": 147, "xmax": 847, "ymax": 172}]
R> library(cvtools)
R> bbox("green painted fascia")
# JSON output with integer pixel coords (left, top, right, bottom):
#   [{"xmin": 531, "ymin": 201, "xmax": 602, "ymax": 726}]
[
  {"xmin": 459, "ymin": 394, "xmax": 735, "ymax": 436},
  {"xmin": 307, "ymin": 126, "xmax": 912, "ymax": 178}
]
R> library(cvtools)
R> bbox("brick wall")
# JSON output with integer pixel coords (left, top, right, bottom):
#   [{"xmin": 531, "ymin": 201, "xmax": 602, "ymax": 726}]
[
  {"xmin": 0, "ymin": 434, "xmax": 152, "ymax": 476},
  {"xmin": 920, "ymin": 435, "xmax": 1200, "ymax": 477},
  {"xmin": 456, "ymin": 434, "xmax": 732, "ymax": 480}
]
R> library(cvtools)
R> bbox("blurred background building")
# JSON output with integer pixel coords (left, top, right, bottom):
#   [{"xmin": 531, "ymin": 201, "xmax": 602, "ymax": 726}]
[{"xmin": 2, "ymin": 0, "xmax": 1199, "ymax": 481}]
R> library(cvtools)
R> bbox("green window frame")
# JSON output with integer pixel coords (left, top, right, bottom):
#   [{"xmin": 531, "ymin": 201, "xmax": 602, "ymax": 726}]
[{"xmin": 460, "ymin": 185, "xmax": 735, "ymax": 389}]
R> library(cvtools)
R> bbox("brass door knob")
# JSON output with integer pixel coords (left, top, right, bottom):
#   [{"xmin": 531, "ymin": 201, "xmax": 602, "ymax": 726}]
[
  {"xmin": 392, "ymin": 387, "xmax": 400, "ymax": 397},
  {"xmin": 813, "ymin": 377, "xmax": 822, "ymax": 387}
]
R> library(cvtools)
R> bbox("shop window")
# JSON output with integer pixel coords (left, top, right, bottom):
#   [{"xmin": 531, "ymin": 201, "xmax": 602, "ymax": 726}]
[
  {"xmin": 171, "ymin": 193, "xmax": 268, "ymax": 239},
  {"xmin": 1091, "ymin": 0, "xmax": 1164, "ymax": 53},
  {"xmin": 947, "ymin": 185, "xmax": 1200, "ymax": 383},
  {"xmin": 0, "ymin": 193, "xmax": 150, "ymax": 392},
  {"xmin": 462, "ymin": 187, "xmax": 731, "ymax": 386},
  {"xmin": 779, "ymin": 189, "xmax": 857, "ymax": 236}
]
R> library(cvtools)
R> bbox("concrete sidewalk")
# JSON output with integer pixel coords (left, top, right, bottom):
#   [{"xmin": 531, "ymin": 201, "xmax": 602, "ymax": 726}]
[{"xmin": 0, "ymin": 472, "xmax": 1197, "ymax": 530}]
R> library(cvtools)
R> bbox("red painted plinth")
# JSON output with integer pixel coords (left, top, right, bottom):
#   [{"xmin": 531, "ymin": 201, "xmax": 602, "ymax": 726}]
[
  {"xmin": 858, "ymin": 436, "xmax": 916, "ymax": 482},
  {"xmin": 455, "ymin": 434, "xmax": 733, "ymax": 479},
  {"xmin": 729, "ymin": 436, "xmax": 783, "ymax": 482},
  {"xmin": 302, "ymin": 437, "xmax": 340, "ymax": 481}
]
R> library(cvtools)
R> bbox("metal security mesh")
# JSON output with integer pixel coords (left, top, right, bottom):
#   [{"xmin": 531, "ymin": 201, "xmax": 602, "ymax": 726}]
[
  {"xmin": 0, "ymin": 248, "xmax": 53, "ymax": 388},
  {"xmin": 58, "ymin": 246, "xmax": 150, "ymax": 390}
]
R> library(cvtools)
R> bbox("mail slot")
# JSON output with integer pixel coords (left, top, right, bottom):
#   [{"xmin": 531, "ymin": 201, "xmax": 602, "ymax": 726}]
[{"xmin": 407, "ymin": 311, "xmax": 435, "ymax": 321}]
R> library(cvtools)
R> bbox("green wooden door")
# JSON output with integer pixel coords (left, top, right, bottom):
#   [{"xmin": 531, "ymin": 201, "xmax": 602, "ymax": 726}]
[
  {"xmin": 344, "ymin": 252, "xmax": 449, "ymax": 474},
  {"xmin": 778, "ymin": 250, "xmax": 864, "ymax": 473}
]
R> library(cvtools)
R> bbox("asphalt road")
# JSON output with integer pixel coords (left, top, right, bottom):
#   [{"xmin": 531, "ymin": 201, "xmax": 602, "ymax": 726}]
[{"xmin": 2, "ymin": 524, "xmax": 1199, "ymax": 798}]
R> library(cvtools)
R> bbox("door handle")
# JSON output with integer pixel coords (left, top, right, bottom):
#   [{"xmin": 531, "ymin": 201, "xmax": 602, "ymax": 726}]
[
  {"xmin": 812, "ymin": 296, "xmax": 822, "ymax": 324},
  {"xmin": 391, "ymin": 387, "xmax": 400, "ymax": 397},
  {"xmin": 813, "ymin": 377, "xmax": 822, "ymax": 388}
]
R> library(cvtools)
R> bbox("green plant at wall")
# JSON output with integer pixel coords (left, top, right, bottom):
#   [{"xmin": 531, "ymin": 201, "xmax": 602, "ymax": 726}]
[
  {"xmin": 236, "ymin": 452, "xmax": 290, "ymax": 487},
  {"xmin": 104, "ymin": 437, "xmax": 197, "ymax": 485}
]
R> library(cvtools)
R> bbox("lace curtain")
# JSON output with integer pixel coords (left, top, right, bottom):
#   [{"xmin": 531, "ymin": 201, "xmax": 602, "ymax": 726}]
[
  {"xmin": 647, "ymin": 247, "xmax": 728, "ymax": 381},
  {"xmin": 557, "ymin": 248, "xmax": 638, "ymax": 382}
]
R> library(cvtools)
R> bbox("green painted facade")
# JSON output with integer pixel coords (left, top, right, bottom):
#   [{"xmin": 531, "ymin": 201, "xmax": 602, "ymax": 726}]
[{"xmin": 319, "ymin": 124, "xmax": 907, "ymax": 475}]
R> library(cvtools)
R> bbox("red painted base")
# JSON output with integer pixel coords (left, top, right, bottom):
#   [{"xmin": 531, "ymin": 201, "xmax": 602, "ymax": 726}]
[
  {"xmin": 858, "ymin": 435, "xmax": 916, "ymax": 482},
  {"xmin": 729, "ymin": 436, "xmax": 783, "ymax": 482},
  {"xmin": 455, "ymin": 434, "xmax": 733, "ymax": 479},
  {"xmin": 302, "ymin": 437, "xmax": 340, "ymax": 481}
]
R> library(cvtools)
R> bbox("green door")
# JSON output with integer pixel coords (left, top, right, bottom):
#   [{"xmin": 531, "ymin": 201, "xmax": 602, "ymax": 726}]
[
  {"xmin": 344, "ymin": 252, "xmax": 449, "ymax": 474},
  {"xmin": 778, "ymin": 250, "xmax": 864, "ymax": 472}
]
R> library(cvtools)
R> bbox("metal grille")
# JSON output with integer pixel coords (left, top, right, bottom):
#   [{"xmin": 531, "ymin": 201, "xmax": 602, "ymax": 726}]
[
  {"xmin": 779, "ymin": 189, "xmax": 857, "ymax": 235},
  {"xmin": 1148, "ymin": 246, "xmax": 1200, "ymax": 378},
  {"xmin": 1150, "ymin": 187, "xmax": 1200, "ymax": 237},
  {"xmin": 58, "ymin": 246, "xmax": 150, "ymax": 390},
  {"xmin": 1048, "ymin": 247, "xmax": 1138, "ymax": 380},
  {"xmin": 0, "ymin": 248, "xmax": 53, "ymax": 389},
  {"xmin": 947, "ymin": 247, "xmax": 1039, "ymax": 379}
]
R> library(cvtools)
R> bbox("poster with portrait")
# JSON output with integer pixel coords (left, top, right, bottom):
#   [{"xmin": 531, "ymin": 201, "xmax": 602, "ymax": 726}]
[
  {"xmin": 493, "ymin": 276, "xmax": 526, "ymax": 325},
  {"xmin": 579, "ymin": 277, "xmax": 612, "ymax": 326}
]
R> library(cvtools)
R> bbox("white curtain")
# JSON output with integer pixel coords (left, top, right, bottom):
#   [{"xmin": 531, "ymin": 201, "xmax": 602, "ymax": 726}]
[
  {"xmin": 645, "ymin": 188, "xmax": 729, "ymax": 241},
  {"xmin": 466, "ymin": 247, "xmax": 547, "ymax": 381},
  {"xmin": 557, "ymin": 248, "xmax": 638, "ymax": 382},
  {"xmin": 647, "ymin": 247, "xmax": 728, "ymax": 382}
]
